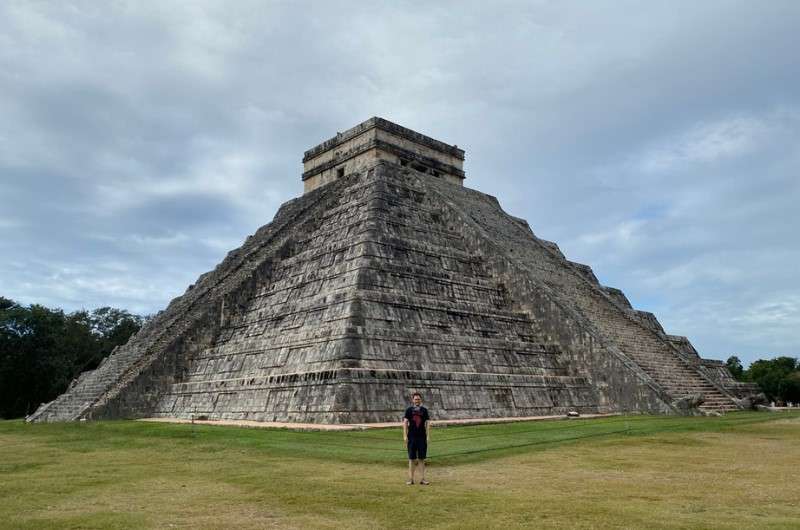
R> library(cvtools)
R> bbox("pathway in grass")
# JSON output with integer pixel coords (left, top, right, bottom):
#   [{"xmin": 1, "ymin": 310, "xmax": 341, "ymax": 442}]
[{"xmin": 1, "ymin": 411, "xmax": 798, "ymax": 528}]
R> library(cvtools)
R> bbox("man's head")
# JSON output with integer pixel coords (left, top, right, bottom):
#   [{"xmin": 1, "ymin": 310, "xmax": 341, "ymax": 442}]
[{"xmin": 412, "ymin": 392, "xmax": 422, "ymax": 406}]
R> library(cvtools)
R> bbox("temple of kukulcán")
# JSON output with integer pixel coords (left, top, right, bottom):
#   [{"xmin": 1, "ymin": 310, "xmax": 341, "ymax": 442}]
[{"xmin": 29, "ymin": 117, "xmax": 755, "ymax": 424}]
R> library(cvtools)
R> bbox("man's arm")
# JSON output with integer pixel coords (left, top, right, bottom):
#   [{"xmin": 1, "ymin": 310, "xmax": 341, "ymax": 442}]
[
  {"xmin": 425, "ymin": 409, "xmax": 431, "ymax": 443},
  {"xmin": 403, "ymin": 418, "xmax": 408, "ymax": 443}
]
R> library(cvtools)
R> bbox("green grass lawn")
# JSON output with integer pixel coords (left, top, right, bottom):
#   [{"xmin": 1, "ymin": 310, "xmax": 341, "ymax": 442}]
[{"xmin": 1, "ymin": 412, "xmax": 799, "ymax": 529}]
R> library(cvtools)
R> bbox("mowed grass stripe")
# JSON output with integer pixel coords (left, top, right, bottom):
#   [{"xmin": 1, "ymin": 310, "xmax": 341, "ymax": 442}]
[{"xmin": 3, "ymin": 411, "xmax": 797, "ymax": 466}]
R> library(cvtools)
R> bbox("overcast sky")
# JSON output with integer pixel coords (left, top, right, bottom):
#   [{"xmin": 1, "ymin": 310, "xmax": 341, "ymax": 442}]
[{"xmin": 1, "ymin": 1, "xmax": 798, "ymax": 365}]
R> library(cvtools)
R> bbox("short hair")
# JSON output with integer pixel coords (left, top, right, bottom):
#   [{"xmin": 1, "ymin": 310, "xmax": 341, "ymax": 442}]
[{"xmin": 412, "ymin": 392, "xmax": 422, "ymax": 399}]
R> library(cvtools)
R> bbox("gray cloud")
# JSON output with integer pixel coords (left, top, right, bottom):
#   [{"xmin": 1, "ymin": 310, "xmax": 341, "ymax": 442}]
[{"xmin": 1, "ymin": 1, "xmax": 798, "ymax": 365}]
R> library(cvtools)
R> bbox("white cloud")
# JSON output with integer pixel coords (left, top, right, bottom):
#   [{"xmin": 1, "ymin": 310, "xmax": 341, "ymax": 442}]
[
  {"xmin": 578, "ymin": 219, "xmax": 647, "ymax": 249},
  {"xmin": 640, "ymin": 255, "xmax": 745, "ymax": 292},
  {"xmin": 637, "ymin": 109, "xmax": 800, "ymax": 173},
  {"xmin": 731, "ymin": 296, "xmax": 800, "ymax": 329},
  {"xmin": 639, "ymin": 116, "xmax": 764, "ymax": 172},
  {"xmin": 0, "ymin": 218, "xmax": 24, "ymax": 229}
]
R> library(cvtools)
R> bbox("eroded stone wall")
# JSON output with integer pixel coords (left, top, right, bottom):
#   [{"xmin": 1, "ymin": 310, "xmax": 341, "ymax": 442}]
[
  {"xmin": 152, "ymin": 165, "xmax": 599, "ymax": 423},
  {"xmin": 31, "ymin": 159, "xmax": 739, "ymax": 423}
]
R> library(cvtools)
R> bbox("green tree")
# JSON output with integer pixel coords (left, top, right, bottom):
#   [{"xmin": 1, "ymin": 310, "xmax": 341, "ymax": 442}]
[
  {"xmin": 744, "ymin": 356, "xmax": 800, "ymax": 404},
  {"xmin": 0, "ymin": 298, "xmax": 146, "ymax": 419},
  {"xmin": 725, "ymin": 355, "xmax": 744, "ymax": 380},
  {"xmin": 81, "ymin": 307, "xmax": 146, "ymax": 371},
  {"xmin": 780, "ymin": 371, "xmax": 800, "ymax": 404},
  {"xmin": 0, "ymin": 301, "xmax": 78, "ymax": 418},
  {"xmin": 0, "ymin": 297, "xmax": 14, "ymax": 311}
]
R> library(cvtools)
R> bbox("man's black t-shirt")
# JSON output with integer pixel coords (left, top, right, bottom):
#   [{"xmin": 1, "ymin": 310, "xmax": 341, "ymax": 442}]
[{"xmin": 404, "ymin": 406, "xmax": 430, "ymax": 439}]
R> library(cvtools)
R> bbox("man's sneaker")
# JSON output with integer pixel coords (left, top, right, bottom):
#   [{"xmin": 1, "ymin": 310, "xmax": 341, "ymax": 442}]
[
  {"xmin": 419, "ymin": 480, "xmax": 430, "ymax": 485},
  {"xmin": 406, "ymin": 480, "xmax": 414, "ymax": 485}
]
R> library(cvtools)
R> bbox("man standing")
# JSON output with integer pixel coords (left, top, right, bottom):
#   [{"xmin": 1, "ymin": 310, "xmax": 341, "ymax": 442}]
[{"xmin": 403, "ymin": 392, "xmax": 430, "ymax": 485}]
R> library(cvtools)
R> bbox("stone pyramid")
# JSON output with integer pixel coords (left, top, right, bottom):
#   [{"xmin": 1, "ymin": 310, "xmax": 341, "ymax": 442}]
[{"xmin": 30, "ymin": 118, "xmax": 751, "ymax": 424}]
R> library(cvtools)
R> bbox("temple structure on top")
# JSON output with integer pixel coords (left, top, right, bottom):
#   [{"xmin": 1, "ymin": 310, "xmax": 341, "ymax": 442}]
[{"xmin": 302, "ymin": 117, "xmax": 465, "ymax": 193}]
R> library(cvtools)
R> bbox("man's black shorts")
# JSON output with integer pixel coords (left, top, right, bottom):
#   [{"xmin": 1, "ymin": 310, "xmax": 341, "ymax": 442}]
[{"xmin": 407, "ymin": 438, "xmax": 427, "ymax": 460}]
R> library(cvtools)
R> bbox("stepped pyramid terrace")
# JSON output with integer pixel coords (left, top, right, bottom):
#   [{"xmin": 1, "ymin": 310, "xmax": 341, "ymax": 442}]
[{"xmin": 29, "ymin": 117, "xmax": 758, "ymax": 424}]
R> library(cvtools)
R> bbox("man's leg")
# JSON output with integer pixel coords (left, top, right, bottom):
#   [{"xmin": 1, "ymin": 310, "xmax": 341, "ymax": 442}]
[
  {"xmin": 418, "ymin": 442, "xmax": 429, "ymax": 485},
  {"xmin": 407, "ymin": 439, "xmax": 417, "ymax": 484}
]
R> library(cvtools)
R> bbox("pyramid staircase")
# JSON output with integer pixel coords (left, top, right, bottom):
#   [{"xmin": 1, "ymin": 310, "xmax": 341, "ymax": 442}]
[
  {"xmin": 421, "ymin": 174, "xmax": 738, "ymax": 412},
  {"xmin": 27, "ymin": 182, "xmax": 344, "ymax": 422}
]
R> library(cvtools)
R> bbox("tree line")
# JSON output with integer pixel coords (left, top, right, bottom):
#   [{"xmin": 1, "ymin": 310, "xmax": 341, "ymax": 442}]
[
  {"xmin": 0, "ymin": 297, "xmax": 147, "ymax": 419},
  {"xmin": 726, "ymin": 355, "xmax": 800, "ymax": 405}
]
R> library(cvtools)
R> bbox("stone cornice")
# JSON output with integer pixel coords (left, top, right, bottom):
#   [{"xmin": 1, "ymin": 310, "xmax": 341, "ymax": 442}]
[
  {"xmin": 303, "ymin": 117, "xmax": 465, "ymax": 162},
  {"xmin": 302, "ymin": 138, "xmax": 465, "ymax": 181}
]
